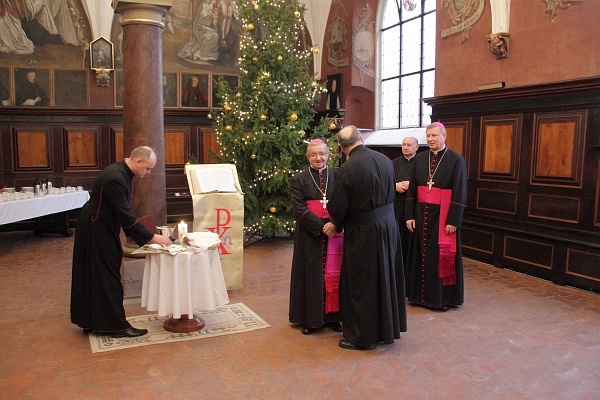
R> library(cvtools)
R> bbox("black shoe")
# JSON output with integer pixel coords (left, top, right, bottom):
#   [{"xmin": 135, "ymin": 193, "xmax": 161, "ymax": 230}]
[
  {"xmin": 338, "ymin": 339, "xmax": 376, "ymax": 350},
  {"xmin": 439, "ymin": 306, "xmax": 450, "ymax": 312},
  {"xmin": 301, "ymin": 326, "xmax": 313, "ymax": 335},
  {"xmin": 327, "ymin": 322, "xmax": 343, "ymax": 332},
  {"xmin": 109, "ymin": 327, "xmax": 148, "ymax": 338}
]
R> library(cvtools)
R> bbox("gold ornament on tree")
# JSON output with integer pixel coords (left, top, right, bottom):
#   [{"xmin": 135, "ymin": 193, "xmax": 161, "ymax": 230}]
[
  {"xmin": 247, "ymin": 23, "xmax": 254, "ymax": 31},
  {"xmin": 329, "ymin": 122, "xmax": 336, "ymax": 130},
  {"xmin": 290, "ymin": 113, "xmax": 298, "ymax": 121},
  {"xmin": 269, "ymin": 206, "xmax": 277, "ymax": 213},
  {"xmin": 260, "ymin": 114, "xmax": 267, "ymax": 121},
  {"xmin": 294, "ymin": 10, "xmax": 300, "ymax": 18},
  {"xmin": 277, "ymin": 55, "xmax": 283, "ymax": 61},
  {"xmin": 225, "ymin": 125, "xmax": 233, "ymax": 131},
  {"xmin": 251, "ymin": 154, "xmax": 256, "ymax": 159}
]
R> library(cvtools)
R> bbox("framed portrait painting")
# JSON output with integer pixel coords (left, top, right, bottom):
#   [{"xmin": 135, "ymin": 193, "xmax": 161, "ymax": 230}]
[
  {"xmin": 326, "ymin": 74, "xmax": 342, "ymax": 111},
  {"xmin": 212, "ymin": 74, "xmax": 239, "ymax": 109},
  {"xmin": 14, "ymin": 68, "xmax": 51, "ymax": 106},
  {"xmin": 54, "ymin": 70, "xmax": 88, "ymax": 108},
  {"xmin": 181, "ymin": 73, "xmax": 209, "ymax": 108},
  {"xmin": 162, "ymin": 72, "xmax": 178, "ymax": 108},
  {"xmin": 114, "ymin": 70, "xmax": 123, "ymax": 107},
  {"xmin": 0, "ymin": 67, "xmax": 10, "ymax": 106}
]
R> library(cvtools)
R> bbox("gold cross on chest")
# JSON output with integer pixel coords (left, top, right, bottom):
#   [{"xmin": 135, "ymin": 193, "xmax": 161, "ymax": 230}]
[{"xmin": 427, "ymin": 179, "xmax": 434, "ymax": 190}]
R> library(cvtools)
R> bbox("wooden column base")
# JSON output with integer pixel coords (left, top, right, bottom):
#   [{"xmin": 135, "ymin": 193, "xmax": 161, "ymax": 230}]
[{"xmin": 163, "ymin": 314, "xmax": 205, "ymax": 333}]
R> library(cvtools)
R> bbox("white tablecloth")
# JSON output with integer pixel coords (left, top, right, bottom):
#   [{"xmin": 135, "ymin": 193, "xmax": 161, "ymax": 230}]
[
  {"xmin": 141, "ymin": 249, "xmax": 230, "ymax": 318},
  {"xmin": 0, "ymin": 191, "xmax": 89, "ymax": 225}
]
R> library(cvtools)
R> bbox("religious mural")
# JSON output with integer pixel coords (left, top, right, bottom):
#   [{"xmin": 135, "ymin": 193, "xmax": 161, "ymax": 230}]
[{"xmin": 0, "ymin": 0, "xmax": 243, "ymax": 107}]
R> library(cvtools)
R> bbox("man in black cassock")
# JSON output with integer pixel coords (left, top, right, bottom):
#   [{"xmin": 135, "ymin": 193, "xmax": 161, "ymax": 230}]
[
  {"xmin": 70, "ymin": 146, "xmax": 171, "ymax": 338},
  {"xmin": 16, "ymin": 70, "xmax": 49, "ymax": 106},
  {"xmin": 405, "ymin": 122, "xmax": 467, "ymax": 311},
  {"xmin": 289, "ymin": 139, "xmax": 342, "ymax": 335},
  {"xmin": 392, "ymin": 136, "xmax": 419, "ymax": 268},
  {"xmin": 327, "ymin": 125, "xmax": 407, "ymax": 350}
]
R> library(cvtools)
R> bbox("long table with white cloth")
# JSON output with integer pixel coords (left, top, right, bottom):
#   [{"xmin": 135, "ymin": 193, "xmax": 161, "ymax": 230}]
[{"xmin": 0, "ymin": 191, "xmax": 90, "ymax": 235}]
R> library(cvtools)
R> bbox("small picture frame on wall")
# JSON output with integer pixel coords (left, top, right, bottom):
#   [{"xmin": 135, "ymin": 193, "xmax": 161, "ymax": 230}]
[
  {"xmin": 90, "ymin": 36, "xmax": 114, "ymax": 71},
  {"xmin": 0, "ymin": 67, "xmax": 10, "ymax": 106},
  {"xmin": 181, "ymin": 73, "xmax": 209, "ymax": 108},
  {"xmin": 162, "ymin": 72, "xmax": 178, "ymax": 108},
  {"xmin": 54, "ymin": 70, "xmax": 88, "ymax": 108},
  {"xmin": 326, "ymin": 74, "xmax": 342, "ymax": 110},
  {"xmin": 212, "ymin": 74, "xmax": 239, "ymax": 109},
  {"xmin": 14, "ymin": 68, "xmax": 51, "ymax": 106}
]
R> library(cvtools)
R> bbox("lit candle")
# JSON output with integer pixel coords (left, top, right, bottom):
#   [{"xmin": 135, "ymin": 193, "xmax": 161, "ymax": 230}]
[{"xmin": 178, "ymin": 220, "xmax": 188, "ymax": 238}]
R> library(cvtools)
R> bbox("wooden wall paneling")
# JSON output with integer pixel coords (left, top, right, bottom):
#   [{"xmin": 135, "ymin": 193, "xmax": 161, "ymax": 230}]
[
  {"xmin": 528, "ymin": 193, "xmax": 580, "ymax": 223},
  {"xmin": 479, "ymin": 115, "xmax": 522, "ymax": 182},
  {"xmin": 503, "ymin": 235, "xmax": 554, "ymax": 271},
  {"xmin": 476, "ymin": 188, "xmax": 517, "ymax": 214},
  {"xmin": 110, "ymin": 126, "xmax": 124, "ymax": 164},
  {"xmin": 461, "ymin": 226, "xmax": 494, "ymax": 255},
  {"xmin": 439, "ymin": 119, "xmax": 470, "ymax": 177},
  {"xmin": 164, "ymin": 126, "xmax": 192, "ymax": 195},
  {"xmin": 596, "ymin": 157, "xmax": 600, "ymax": 227},
  {"xmin": 201, "ymin": 127, "xmax": 219, "ymax": 164},
  {"xmin": 566, "ymin": 248, "xmax": 600, "ymax": 285},
  {"xmin": 12, "ymin": 126, "xmax": 52, "ymax": 172},
  {"xmin": 164, "ymin": 127, "xmax": 190, "ymax": 167},
  {"xmin": 63, "ymin": 126, "xmax": 101, "ymax": 171},
  {"xmin": 531, "ymin": 111, "xmax": 586, "ymax": 187}
]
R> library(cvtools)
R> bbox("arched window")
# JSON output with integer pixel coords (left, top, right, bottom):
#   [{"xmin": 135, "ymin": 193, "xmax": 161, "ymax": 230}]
[{"xmin": 378, "ymin": 0, "xmax": 436, "ymax": 129}]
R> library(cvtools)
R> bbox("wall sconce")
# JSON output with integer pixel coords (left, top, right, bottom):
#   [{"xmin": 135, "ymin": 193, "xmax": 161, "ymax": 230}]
[
  {"xmin": 486, "ymin": 32, "xmax": 510, "ymax": 59},
  {"xmin": 90, "ymin": 36, "xmax": 114, "ymax": 87}
]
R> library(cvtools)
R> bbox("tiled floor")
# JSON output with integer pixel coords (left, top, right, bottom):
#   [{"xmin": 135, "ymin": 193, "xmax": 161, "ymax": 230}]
[{"xmin": 0, "ymin": 230, "xmax": 598, "ymax": 399}]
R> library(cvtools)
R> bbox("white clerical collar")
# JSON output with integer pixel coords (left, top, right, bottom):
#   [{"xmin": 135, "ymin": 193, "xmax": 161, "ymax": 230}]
[
  {"xmin": 404, "ymin": 155, "xmax": 415, "ymax": 161},
  {"xmin": 431, "ymin": 146, "xmax": 446, "ymax": 155}
]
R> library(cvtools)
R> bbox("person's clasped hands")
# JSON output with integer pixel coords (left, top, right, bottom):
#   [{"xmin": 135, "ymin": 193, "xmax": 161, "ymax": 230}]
[{"xmin": 322, "ymin": 222, "xmax": 336, "ymax": 238}]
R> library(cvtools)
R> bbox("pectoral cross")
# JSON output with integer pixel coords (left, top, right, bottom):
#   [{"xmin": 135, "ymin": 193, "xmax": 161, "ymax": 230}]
[
  {"xmin": 320, "ymin": 195, "xmax": 328, "ymax": 209},
  {"xmin": 427, "ymin": 179, "xmax": 434, "ymax": 190}
]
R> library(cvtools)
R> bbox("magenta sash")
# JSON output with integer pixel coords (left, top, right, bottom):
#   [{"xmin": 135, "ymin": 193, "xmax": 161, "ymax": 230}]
[
  {"xmin": 417, "ymin": 186, "xmax": 456, "ymax": 286},
  {"xmin": 306, "ymin": 200, "xmax": 343, "ymax": 313}
]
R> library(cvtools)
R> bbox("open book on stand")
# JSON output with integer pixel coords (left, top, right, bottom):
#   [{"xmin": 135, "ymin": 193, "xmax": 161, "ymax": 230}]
[{"xmin": 190, "ymin": 167, "xmax": 238, "ymax": 193}]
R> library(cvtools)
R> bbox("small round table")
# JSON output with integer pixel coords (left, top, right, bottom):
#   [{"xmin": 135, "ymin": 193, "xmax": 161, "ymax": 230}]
[{"xmin": 141, "ymin": 249, "xmax": 229, "ymax": 333}]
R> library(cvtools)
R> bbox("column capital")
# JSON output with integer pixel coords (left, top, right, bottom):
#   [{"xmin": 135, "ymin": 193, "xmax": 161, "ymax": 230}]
[{"xmin": 113, "ymin": 1, "xmax": 173, "ymax": 28}]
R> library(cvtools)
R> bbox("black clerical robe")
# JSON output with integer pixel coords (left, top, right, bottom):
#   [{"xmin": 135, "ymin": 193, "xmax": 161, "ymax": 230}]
[
  {"xmin": 289, "ymin": 167, "xmax": 341, "ymax": 328},
  {"xmin": 405, "ymin": 147, "xmax": 467, "ymax": 308},
  {"xmin": 71, "ymin": 160, "xmax": 154, "ymax": 332},
  {"xmin": 392, "ymin": 155, "xmax": 414, "ymax": 266},
  {"xmin": 327, "ymin": 145, "xmax": 407, "ymax": 348}
]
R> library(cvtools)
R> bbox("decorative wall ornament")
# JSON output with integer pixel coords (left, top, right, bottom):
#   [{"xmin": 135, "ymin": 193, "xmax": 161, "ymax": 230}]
[
  {"xmin": 90, "ymin": 37, "xmax": 114, "ymax": 87},
  {"xmin": 540, "ymin": 0, "xmax": 584, "ymax": 22},
  {"xmin": 441, "ymin": 0, "xmax": 485, "ymax": 43},
  {"xmin": 487, "ymin": 0, "xmax": 511, "ymax": 59},
  {"xmin": 327, "ymin": 1, "xmax": 349, "ymax": 68},
  {"xmin": 486, "ymin": 32, "xmax": 509, "ymax": 59},
  {"xmin": 352, "ymin": 3, "xmax": 375, "ymax": 83}
]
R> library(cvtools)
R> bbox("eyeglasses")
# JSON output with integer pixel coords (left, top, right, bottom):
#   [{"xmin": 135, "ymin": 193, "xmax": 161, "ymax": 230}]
[{"xmin": 308, "ymin": 152, "xmax": 328, "ymax": 158}]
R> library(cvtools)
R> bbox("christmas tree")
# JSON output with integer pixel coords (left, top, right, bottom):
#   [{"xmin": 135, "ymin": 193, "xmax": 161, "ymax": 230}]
[{"xmin": 212, "ymin": 0, "xmax": 332, "ymax": 238}]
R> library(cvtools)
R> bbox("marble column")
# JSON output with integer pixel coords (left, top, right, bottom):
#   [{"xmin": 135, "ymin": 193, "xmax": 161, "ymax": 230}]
[{"xmin": 113, "ymin": 1, "xmax": 172, "ymax": 231}]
